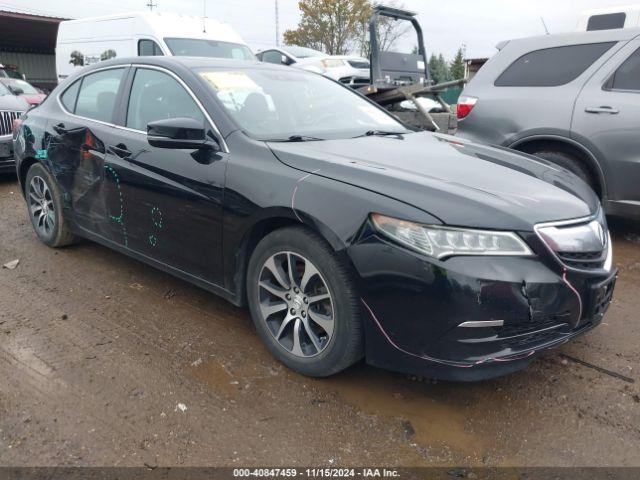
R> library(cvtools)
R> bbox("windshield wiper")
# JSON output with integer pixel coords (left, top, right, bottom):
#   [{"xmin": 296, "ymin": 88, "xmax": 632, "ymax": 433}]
[
  {"xmin": 352, "ymin": 130, "xmax": 407, "ymax": 139},
  {"xmin": 267, "ymin": 135, "xmax": 326, "ymax": 143}
]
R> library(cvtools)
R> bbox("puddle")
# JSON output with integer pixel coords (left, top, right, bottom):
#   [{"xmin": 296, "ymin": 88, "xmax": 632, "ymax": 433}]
[
  {"xmin": 323, "ymin": 364, "xmax": 487, "ymax": 459},
  {"xmin": 186, "ymin": 358, "xmax": 239, "ymax": 397}
]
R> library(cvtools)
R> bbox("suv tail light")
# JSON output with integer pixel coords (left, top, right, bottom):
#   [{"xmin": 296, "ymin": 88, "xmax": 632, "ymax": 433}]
[{"xmin": 456, "ymin": 96, "xmax": 477, "ymax": 119}]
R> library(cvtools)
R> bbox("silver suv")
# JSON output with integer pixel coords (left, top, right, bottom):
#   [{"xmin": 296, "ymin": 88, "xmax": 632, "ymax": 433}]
[{"xmin": 457, "ymin": 28, "xmax": 640, "ymax": 219}]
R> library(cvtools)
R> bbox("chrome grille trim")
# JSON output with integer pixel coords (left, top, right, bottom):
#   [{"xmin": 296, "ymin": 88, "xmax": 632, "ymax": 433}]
[
  {"xmin": 0, "ymin": 110, "xmax": 22, "ymax": 136},
  {"xmin": 534, "ymin": 211, "xmax": 613, "ymax": 273}
]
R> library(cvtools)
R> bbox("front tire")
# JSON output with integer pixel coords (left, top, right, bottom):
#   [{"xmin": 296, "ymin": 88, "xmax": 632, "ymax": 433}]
[
  {"xmin": 25, "ymin": 163, "xmax": 77, "ymax": 247},
  {"xmin": 246, "ymin": 226, "xmax": 363, "ymax": 377}
]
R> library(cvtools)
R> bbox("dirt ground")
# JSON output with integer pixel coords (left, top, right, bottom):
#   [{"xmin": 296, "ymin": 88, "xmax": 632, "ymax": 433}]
[{"xmin": 0, "ymin": 174, "xmax": 639, "ymax": 467}]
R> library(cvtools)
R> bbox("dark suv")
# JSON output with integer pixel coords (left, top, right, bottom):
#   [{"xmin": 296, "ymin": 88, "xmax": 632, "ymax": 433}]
[{"xmin": 457, "ymin": 28, "xmax": 640, "ymax": 219}]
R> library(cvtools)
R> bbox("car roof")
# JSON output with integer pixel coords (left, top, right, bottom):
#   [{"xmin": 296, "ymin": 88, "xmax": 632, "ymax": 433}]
[
  {"xmin": 502, "ymin": 26, "xmax": 640, "ymax": 50},
  {"xmin": 79, "ymin": 56, "xmax": 286, "ymax": 73}
]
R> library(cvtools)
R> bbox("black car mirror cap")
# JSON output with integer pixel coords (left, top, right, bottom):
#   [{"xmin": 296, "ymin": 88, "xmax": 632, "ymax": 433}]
[
  {"xmin": 10, "ymin": 86, "xmax": 24, "ymax": 95},
  {"xmin": 147, "ymin": 117, "xmax": 221, "ymax": 152}
]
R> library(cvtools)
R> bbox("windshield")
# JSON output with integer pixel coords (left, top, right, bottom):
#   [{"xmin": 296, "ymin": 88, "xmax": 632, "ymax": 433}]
[
  {"xmin": 198, "ymin": 68, "xmax": 409, "ymax": 140},
  {"xmin": 5, "ymin": 70, "xmax": 23, "ymax": 79},
  {"xmin": 7, "ymin": 79, "xmax": 38, "ymax": 94},
  {"xmin": 165, "ymin": 38, "xmax": 254, "ymax": 60},
  {"xmin": 284, "ymin": 45, "xmax": 324, "ymax": 59}
]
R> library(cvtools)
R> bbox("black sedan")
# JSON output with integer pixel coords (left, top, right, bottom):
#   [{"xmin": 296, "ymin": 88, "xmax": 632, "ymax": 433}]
[{"xmin": 13, "ymin": 57, "xmax": 616, "ymax": 381}]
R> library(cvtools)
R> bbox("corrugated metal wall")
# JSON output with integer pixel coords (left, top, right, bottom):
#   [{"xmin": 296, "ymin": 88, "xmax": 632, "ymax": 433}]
[{"xmin": 0, "ymin": 51, "xmax": 56, "ymax": 84}]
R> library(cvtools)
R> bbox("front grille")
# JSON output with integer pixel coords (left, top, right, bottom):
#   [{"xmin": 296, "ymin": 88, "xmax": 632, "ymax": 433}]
[
  {"xmin": 347, "ymin": 60, "xmax": 370, "ymax": 69},
  {"xmin": 557, "ymin": 250, "xmax": 606, "ymax": 270},
  {"xmin": 0, "ymin": 110, "xmax": 21, "ymax": 136},
  {"xmin": 536, "ymin": 215, "xmax": 609, "ymax": 272}
]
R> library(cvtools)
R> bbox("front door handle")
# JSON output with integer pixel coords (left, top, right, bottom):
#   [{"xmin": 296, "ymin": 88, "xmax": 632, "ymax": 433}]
[
  {"xmin": 108, "ymin": 144, "xmax": 132, "ymax": 159},
  {"xmin": 585, "ymin": 106, "xmax": 619, "ymax": 114}
]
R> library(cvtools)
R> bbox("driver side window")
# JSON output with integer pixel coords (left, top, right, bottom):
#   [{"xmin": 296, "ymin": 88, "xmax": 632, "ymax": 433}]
[{"xmin": 126, "ymin": 68, "xmax": 204, "ymax": 132}]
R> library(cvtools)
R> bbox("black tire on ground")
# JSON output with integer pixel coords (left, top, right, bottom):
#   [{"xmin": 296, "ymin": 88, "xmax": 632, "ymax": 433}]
[
  {"xmin": 246, "ymin": 226, "xmax": 364, "ymax": 377},
  {"xmin": 531, "ymin": 150, "xmax": 596, "ymax": 190},
  {"xmin": 25, "ymin": 163, "xmax": 77, "ymax": 248}
]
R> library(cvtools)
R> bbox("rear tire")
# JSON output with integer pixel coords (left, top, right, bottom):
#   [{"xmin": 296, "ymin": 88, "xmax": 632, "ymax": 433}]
[
  {"xmin": 531, "ymin": 150, "xmax": 596, "ymax": 191},
  {"xmin": 246, "ymin": 226, "xmax": 363, "ymax": 377},
  {"xmin": 25, "ymin": 163, "xmax": 77, "ymax": 248}
]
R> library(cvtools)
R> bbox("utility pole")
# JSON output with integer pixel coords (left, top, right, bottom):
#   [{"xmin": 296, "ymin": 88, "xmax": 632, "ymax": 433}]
[
  {"xmin": 146, "ymin": 0, "xmax": 157, "ymax": 11},
  {"xmin": 203, "ymin": 0, "xmax": 207, "ymax": 33},
  {"xmin": 275, "ymin": 0, "xmax": 280, "ymax": 46}
]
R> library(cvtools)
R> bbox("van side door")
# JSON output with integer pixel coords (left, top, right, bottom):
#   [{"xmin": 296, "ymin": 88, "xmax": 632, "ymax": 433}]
[{"xmin": 572, "ymin": 38, "xmax": 640, "ymax": 210}]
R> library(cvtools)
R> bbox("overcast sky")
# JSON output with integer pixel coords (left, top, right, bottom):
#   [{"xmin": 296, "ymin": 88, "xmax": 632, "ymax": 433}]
[{"xmin": 0, "ymin": 0, "xmax": 627, "ymax": 58}]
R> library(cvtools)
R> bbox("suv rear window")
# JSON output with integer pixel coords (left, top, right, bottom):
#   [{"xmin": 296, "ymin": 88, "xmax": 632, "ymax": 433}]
[{"xmin": 495, "ymin": 42, "xmax": 616, "ymax": 87}]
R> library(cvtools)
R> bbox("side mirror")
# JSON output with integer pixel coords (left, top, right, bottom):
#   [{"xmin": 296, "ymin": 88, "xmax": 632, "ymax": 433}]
[
  {"xmin": 147, "ymin": 117, "xmax": 220, "ymax": 151},
  {"xmin": 9, "ymin": 86, "xmax": 24, "ymax": 95}
]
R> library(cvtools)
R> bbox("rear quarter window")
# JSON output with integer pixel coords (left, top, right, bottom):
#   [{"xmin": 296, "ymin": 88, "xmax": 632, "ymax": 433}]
[{"xmin": 495, "ymin": 42, "xmax": 616, "ymax": 87}]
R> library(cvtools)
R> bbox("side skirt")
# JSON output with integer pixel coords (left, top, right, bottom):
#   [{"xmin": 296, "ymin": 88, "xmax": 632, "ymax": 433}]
[{"xmin": 75, "ymin": 226, "xmax": 242, "ymax": 306}]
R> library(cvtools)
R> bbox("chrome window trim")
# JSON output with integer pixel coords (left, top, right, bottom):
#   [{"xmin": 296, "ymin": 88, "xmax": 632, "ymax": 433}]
[
  {"xmin": 533, "ymin": 210, "xmax": 613, "ymax": 273},
  {"xmin": 56, "ymin": 63, "xmax": 229, "ymax": 153}
]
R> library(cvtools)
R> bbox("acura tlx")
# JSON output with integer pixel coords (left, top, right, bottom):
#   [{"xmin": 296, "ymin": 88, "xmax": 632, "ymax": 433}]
[{"xmin": 13, "ymin": 57, "xmax": 616, "ymax": 380}]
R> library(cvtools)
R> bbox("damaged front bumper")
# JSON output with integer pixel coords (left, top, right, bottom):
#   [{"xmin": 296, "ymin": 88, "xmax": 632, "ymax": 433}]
[{"xmin": 348, "ymin": 229, "xmax": 617, "ymax": 381}]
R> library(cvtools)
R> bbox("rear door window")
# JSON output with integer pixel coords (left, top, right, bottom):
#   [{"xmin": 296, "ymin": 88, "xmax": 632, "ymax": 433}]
[
  {"xmin": 74, "ymin": 68, "xmax": 125, "ymax": 122},
  {"xmin": 495, "ymin": 42, "xmax": 616, "ymax": 87},
  {"xmin": 607, "ymin": 47, "xmax": 640, "ymax": 91},
  {"xmin": 60, "ymin": 79, "xmax": 81, "ymax": 112}
]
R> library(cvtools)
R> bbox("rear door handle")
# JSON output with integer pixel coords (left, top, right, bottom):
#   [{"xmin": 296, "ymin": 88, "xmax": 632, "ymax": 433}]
[
  {"xmin": 108, "ymin": 144, "xmax": 132, "ymax": 159},
  {"xmin": 585, "ymin": 106, "xmax": 619, "ymax": 114}
]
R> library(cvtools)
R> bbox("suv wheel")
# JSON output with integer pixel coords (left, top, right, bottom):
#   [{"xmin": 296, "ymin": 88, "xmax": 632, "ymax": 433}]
[
  {"xmin": 25, "ymin": 163, "xmax": 77, "ymax": 247},
  {"xmin": 531, "ymin": 150, "xmax": 596, "ymax": 191},
  {"xmin": 246, "ymin": 226, "xmax": 363, "ymax": 377}
]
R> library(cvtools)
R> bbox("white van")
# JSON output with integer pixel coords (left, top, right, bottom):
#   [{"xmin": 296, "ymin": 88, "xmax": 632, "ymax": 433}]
[
  {"xmin": 577, "ymin": 5, "xmax": 640, "ymax": 31},
  {"xmin": 56, "ymin": 11, "xmax": 253, "ymax": 81}
]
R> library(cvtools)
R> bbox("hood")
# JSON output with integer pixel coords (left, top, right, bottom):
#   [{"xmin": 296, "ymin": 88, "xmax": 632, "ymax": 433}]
[
  {"xmin": 0, "ymin": 93, "xmax": 28, "ymax": 112},
  {"xmin": 268, "ymin": 132, "xmax": 599, "ymax": 231}
]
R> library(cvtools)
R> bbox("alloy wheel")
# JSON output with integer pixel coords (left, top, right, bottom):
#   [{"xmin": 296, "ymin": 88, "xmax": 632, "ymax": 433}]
[
  {"xmin": 28, "ymin": 176, "xmax": 55, "ymax": 237},
  {"xmin": 258, "ymin": 251, "xmax": 335, "ymax": 358}
]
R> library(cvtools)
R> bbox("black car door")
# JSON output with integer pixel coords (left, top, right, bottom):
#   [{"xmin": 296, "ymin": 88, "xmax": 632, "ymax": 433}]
[
  {"xmin": 46, "ymin": 66, "xmax": 130, "ymax": 240},
  {"xmin": 104, "ymin": 65, "xmax": 227, "ymax": 285}
]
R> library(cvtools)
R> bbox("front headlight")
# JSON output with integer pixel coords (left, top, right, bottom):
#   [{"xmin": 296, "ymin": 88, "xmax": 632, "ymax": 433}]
[{"xmin": 371, "ymin": 213, "xmax": 533, "ymax": 259}]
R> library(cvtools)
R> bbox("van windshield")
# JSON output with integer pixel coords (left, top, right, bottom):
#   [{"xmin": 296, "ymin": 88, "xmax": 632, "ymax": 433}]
[{"xmin": 165, "ymin": 38, "xmax": 254, "ymax": 60}]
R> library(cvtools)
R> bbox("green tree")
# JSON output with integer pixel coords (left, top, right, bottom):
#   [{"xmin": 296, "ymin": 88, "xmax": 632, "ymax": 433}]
[
  {"xmin": 428, "ymin": 53, "xmax": 451, "ymax": 85},
  {"xmin": 283, "ymin": 0, "xmax": 370, "ymax": 55},
  {"xmin": 450, "ymin": 46, "xmax": 466, "ymax": 80}
]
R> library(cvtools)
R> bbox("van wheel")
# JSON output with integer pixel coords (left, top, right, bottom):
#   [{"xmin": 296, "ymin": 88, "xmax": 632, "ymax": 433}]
[
  {"xmin": 25, "ymin": 163, "xmax": 77, "ymax": 247},
  {"xmin": 531, "ymin": 150, "xmax": 596, "ymax": 191},
  {"xmin": 246, "ymin": 226, "xmax": 363, "ymax": 377}
]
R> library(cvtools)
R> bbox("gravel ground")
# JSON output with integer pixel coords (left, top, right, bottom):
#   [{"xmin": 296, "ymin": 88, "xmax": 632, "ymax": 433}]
[{"xmin": 0, "ymin": 174, "xmax": 639, "ymax": 467}]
